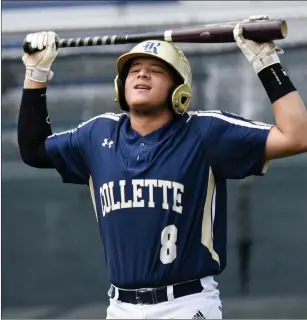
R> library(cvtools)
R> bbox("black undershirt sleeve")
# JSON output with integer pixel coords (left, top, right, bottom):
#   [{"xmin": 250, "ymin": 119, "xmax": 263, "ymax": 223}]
[{"xmin": 18, "ymin": 87, "xmax": 55, "ymax": 168}]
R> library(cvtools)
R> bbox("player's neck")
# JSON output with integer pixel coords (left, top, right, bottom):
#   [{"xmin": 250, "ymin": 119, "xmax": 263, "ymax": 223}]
[{"xmin": 129, "ymin": 109, "xmax": 174, "ymax": 136}]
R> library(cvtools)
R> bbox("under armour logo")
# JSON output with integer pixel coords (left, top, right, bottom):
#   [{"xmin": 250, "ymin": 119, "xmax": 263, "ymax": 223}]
[{"xmin": 102, "ymin": 139, "xmax": 113, "ymax": 148}]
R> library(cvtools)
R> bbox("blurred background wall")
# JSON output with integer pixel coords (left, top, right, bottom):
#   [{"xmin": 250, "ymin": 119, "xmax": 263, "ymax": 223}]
[{"xmin": 2, "ymin": 1, "xmax": 307, "ymax": 318}]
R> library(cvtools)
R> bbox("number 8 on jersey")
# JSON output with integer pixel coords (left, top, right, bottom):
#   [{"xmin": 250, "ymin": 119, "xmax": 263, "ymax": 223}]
[{"xmin": 160, "ymin": 225, "xmax": 178, "ymax": 264}]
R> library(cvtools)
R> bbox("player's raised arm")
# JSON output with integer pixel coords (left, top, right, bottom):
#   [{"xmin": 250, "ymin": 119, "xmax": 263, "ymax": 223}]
[
  {"xmin": 18, "ymin": 31, "xmax": 59, "ymax": 168},
  {"xmin": 234, "ymin": 15, "xmax": 307, "ymax": 160},
  {"xmin": 18, "ymin": 32, "xmax": 92, "ymax": 185}
]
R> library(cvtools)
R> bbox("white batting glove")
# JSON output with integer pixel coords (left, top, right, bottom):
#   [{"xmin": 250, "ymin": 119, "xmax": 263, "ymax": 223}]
[
  {"xmin": 233, "ymin": 15, "xmax": 284, "ymax": 73},
  {"xmin": 22, "ymin": 31, "xmax": 59, "ymax": 82}
]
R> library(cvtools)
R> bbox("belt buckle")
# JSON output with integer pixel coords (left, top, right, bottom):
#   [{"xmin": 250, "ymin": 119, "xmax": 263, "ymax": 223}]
[{"xmin": 136, "ymin": 288, "xmax": 156, "ymax": 305}]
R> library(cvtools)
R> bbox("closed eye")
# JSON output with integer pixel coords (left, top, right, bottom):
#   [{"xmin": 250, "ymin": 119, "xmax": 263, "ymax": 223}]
[
  {"xmin": 130, "ymin": 68, "xmax": 140, "ymax": 74},
  {"xmin": 152, "ymin": 69, "xmax": 163, "ymax": 73}
]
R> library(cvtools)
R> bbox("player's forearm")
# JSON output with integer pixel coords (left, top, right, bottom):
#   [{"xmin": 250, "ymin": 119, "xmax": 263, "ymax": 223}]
[{"xmin": 258, "ymin": 63, "xmax": 307, "ymax": 156}]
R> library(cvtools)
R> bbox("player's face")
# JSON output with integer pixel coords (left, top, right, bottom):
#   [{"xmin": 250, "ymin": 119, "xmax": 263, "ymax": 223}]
[{"xmin": 125, "ymin": 57, "xmax": 175, "ymax": 114}]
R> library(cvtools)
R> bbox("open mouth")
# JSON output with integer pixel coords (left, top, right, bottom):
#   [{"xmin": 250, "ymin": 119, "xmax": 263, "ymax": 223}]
[{"xmin": 134, "ymin": 84, "xmax": 151, "ymax": 90}]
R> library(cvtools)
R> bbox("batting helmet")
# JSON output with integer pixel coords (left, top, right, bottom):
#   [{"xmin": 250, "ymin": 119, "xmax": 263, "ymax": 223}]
[{"xmin": 114, "ymin": 40, "xmax": 192, "ymax": 115}]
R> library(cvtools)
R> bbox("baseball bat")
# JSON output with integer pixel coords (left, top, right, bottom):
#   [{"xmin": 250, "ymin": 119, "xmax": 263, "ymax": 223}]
[{"xmin": 23, "ymin": 19, "xmax": 287, "ymax": 54}]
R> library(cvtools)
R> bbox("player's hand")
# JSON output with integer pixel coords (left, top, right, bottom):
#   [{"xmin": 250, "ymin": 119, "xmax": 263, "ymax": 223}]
[
  {"xmin": 22, "ymin": 31, "xmax": 59, "ymax": 83},
  {"xmin": 233, "ymin": 15, "xmax": 284, "ymax": 73}
]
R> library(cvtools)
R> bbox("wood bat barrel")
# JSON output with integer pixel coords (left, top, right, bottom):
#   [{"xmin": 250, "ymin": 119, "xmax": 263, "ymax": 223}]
[{"xmin": 170, "ymin": 19, "xmax": 288, "ymax": 43}]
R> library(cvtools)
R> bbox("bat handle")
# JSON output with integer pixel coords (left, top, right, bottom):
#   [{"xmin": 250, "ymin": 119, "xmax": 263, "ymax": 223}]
[{"xmin": 23, "ymin": 39, "xmax": 60, "ymax": 54}]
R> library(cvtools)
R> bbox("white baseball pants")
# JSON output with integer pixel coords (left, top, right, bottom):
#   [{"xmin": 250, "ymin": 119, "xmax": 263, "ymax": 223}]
[{"xmin": 106, "ymin": 277, "xmax": 222, "ymax": 319}]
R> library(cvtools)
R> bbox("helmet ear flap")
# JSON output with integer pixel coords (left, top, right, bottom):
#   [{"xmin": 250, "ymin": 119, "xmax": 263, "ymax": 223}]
[
  {"xmin": 114, "ymin": 75, "xmax": 129, "ymax": 112},
  {"xmin": 171, "ymin": 84, "xmax": 192, "ymax": 115},
  {"xmin": 114, "ymin": 61, "xmax": 134, "ymax": 112}
]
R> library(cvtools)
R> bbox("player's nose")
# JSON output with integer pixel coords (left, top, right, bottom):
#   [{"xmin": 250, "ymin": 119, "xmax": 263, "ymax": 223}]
[{"xmin": 137, "ymin": 67, "xmax": 150, "ymax": 79}]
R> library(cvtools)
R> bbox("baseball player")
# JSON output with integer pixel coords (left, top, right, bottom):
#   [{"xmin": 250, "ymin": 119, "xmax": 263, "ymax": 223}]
[{"xmin": 18, "ymin": 16, "xmax": 307, "ymax": 319}]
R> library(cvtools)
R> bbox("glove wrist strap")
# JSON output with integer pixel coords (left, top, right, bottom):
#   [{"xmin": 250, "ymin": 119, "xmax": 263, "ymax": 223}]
[
  {"xmin": 258, "ymin": 63, "xmax": 296, "ymax": 103},
  {"xmin": 25, "ymin": 67, "xmax": 54, "ymax": 83},
  {"xmin": 252, "ymin": 52, "xmax": 280, "ymax": 74}
]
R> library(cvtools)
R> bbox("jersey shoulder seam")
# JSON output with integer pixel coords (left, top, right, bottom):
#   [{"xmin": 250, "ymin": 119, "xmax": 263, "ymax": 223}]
[
  {"xmin": 187, "ymin": 110, "xmax": 222, "ymax": 117},
  {"xmin": 89, "ymin": 112, "xmax": 127, "ymax": 141},
  {"xmin": 84, "ymin": 112, "xmax": 126, "ymax": 126},
  {"xmin": 81, "ymin": 112, "xmax": 126, "ymax": 137},
  {"xmin": 188, "ymin": 110, "xmax": 273, "ymax": 130},
  {"xmin": 47, "ymin": 113, "xmax": 126, "ymax": 138}
]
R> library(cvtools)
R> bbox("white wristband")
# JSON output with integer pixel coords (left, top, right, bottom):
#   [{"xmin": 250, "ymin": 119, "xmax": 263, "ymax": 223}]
[
  {"xmin": 25, "ymin": 68, "xmax": 54, "ymax": 82},
  {"xmin": 252, "ymin": 52, "xmax": 280, "ymax": 74}
]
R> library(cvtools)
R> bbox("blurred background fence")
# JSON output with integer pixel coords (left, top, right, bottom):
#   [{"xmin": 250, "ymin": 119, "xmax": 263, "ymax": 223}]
[{"xmin": 2, "ymin": 1, "xmax": 307, "ymax": 318}]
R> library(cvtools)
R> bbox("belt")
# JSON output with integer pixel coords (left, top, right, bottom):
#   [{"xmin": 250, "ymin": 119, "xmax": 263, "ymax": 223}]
[{"xmin": 109, "ymin": 279, "xmax": 204, "ymax": 305}]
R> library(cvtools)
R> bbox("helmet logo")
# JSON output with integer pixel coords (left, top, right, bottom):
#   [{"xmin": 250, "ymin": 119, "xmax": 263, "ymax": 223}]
[{"xmin": 143, "ymin": 42, "xmax": 161, "ymax": 55}]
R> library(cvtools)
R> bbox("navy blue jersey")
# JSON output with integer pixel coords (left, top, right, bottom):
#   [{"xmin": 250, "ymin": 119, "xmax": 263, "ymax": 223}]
[{"xmin": 45, "ymin": 110, "xmax": 272, "ymax": 289}]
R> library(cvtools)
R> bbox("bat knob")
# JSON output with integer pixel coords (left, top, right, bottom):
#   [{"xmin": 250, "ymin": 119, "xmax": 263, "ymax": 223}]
[
  {"xmin": 23, "ymin": 39, "xmax": 41, "ymax": 54},
  {"xmin": 23, "ymin": 38, "xmax": 59, "ymax": 54}
]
